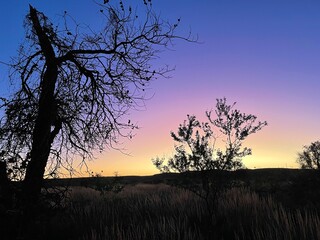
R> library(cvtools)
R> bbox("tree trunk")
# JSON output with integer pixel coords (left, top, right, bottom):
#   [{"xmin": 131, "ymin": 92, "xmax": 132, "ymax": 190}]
[
  {"xmin": 22, "ymin": 5, "xmax": 59, "ymax": 206},
  {"xmin": 0, "ymin": 161, "xmax": 11, "ymax": 208},
  {"xmin": 0, "ymin": 161, "xmax": 8, "ymax": 184}
]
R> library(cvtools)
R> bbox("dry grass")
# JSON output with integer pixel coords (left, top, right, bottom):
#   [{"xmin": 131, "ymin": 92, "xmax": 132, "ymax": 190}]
[
  {"xmin": 17, "ymin": 184, "xmax": 320, "ymax": 240},
  {"xmin": 67, "ymin": 184, "xmax": 204, "ymax": 240},
  {"xmin": 217, "ymin": 188, "xmax": 320, "ymax": 239}
]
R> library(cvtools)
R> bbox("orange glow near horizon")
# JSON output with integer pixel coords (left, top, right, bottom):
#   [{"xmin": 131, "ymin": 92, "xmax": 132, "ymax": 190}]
[{"xmin": 1, "ymin": 1, "xmax": 320, "ymax": 177}]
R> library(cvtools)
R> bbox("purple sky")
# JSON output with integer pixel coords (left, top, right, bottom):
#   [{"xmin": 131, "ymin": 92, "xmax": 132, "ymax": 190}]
[{"xmin": 1, "ymin": 1, "xmax": 320, "ymax": 176}]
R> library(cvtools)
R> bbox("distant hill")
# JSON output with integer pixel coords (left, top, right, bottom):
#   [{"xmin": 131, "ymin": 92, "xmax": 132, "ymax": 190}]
[
  {"xmin": 44, "ymin": 168, "xmax": 320, "ymax": 208},
  {"xmin": 45, "ymin": 168, "xmax": 318, "ymax": 187}
]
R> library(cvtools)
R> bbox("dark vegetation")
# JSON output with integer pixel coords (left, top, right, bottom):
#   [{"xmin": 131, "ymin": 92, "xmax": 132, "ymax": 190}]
[
  {"xmin": 0, "ymin": 1, "xmax": 199, "ymax": 238},
  {"xmin": 297, "ymin": 140, "xmax": 320, "ymax": 170},
  {"xmin": 2, "ymin": 168, "xmax": 320, "ymax": 239},
  {"xmin": 153, "ymin": 98, "xmax": 267, "ymax": 219},
  {"xmin": 1, "ymin": 1, "xmax": 320, "ymax": 239},
  {"xmin": 0, "ymin": 0, "xmax": 194, "ymax": 211},
  {"xmin": 46, "ymin": 168, "xmax": 320, "ymax": 209}
]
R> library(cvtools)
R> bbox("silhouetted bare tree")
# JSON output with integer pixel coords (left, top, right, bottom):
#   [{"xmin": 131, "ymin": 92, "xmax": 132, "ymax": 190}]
[
  {"xmin": 297, "ymin": 141, "xmax": 320, "ymax": 169},
  {"xmin": 0, "ymin": 2, "xmax": 194, "ymax": 206}
]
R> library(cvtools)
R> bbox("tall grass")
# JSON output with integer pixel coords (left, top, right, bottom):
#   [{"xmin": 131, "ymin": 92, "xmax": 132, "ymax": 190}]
[
  {"xmin": 20, "ymin": 184, "xmax": 320, "ymax": 239},
  {"xmin": 67, "ymin": 184, "xmax": 204, "ymax": 240},
  {"xmin": 217, "ymin": 188, "xmax": 320, "ymax": 239}
]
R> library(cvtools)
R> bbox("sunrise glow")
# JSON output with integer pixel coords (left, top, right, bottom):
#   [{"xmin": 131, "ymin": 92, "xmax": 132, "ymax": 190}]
[{"xmin": 1, "ymin": 1, "xmax": 320, "ymax": 176}]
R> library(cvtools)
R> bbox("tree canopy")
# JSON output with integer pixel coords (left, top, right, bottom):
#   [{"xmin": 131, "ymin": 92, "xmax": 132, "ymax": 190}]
[
  {"xmin": 297, "ymin": 141, "xmax": 320, "ymax": 170},
  {"xmin": 152, "ymin": 98, "xmax": 267, "ymax": 216},
  {"xmin": 0, "ymin": 1, "xmax": 194, "ymax": 204},
  {"xmin": 153, "ymin": 98, "xmax": 267, "ymax": 173}
]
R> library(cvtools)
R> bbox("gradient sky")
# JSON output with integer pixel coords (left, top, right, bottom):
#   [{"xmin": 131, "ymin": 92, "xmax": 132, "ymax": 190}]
[{"xmin": 1, "ymin": 1, "xmax": 320, "ymax": 176}]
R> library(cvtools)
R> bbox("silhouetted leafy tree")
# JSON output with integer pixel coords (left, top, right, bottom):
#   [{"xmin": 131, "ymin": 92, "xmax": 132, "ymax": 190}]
[
  {"xmin": 206, "ymin": 98, "xmax": 267, "ymax": 170},
  {"xmin": 297, "ymin": 141, "xmax": 320, "ymax": 169},
  {"xmin": 0, "ymin": 2, "xmax": 194, "ymax": 206},
  {"xmin": 153, "ymin": 98, "xmax": 267, "ymax": 216}
]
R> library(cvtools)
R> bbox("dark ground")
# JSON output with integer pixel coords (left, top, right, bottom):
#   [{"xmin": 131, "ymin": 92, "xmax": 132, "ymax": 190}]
[{"xmin": 47, "ymin": 168, "xmax": 320, "ymax": 209}]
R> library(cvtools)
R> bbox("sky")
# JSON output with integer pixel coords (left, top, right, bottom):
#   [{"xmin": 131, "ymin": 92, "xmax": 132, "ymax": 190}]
[{"xmin": 1, "ymin": 1, "xmax": 320, "ymax": 176}]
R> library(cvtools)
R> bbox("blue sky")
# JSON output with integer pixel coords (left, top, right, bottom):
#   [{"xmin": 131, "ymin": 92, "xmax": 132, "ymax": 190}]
[{"xmin": 1, "ymin": 1, "xmax": 320, "ymax": 175}]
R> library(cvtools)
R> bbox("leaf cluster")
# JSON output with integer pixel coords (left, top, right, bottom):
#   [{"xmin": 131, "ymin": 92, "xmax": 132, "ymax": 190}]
[
  {"xmin": 153, "ymin": 98, "xmax": 267, "ymax": 174},
  {"xmin": 297, "ymin": 141, "xmax": 320, "ymax": 169}
]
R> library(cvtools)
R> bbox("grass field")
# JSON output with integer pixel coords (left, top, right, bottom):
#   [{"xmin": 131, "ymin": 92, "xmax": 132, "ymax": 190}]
[
  {"xmin": 42, "ymin": 184, "xmax": 320, "ymax": 240},
  {"xmin": 3, "ymin": 169, "xmax": 320, "ymax": 239}
]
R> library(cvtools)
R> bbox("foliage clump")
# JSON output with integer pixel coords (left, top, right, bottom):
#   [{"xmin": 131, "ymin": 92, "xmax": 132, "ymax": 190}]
[
  {"xmin": 154, "ymin": 98, "xmax": 267, "ymax": 173},
  {"xmin": 90, "ymin": 172, "xmax": 125, "ymax": 195},
  {"xmin": 297, "ymin": 141, "xmax": 320, "ymax": 170},
  {"xmin": 153, "ymin": 98, "xmax": 267, "ymax": 213}
]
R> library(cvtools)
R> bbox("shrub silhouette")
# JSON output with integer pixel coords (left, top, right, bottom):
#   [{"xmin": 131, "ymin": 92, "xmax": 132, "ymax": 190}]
[
  {"xmin": 297, "ymin": 141, "xmax": 320, "ymax": 169},
  {"xmin": 153, "ymin": 98, "xmax": 267, "ymax": 218}
]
